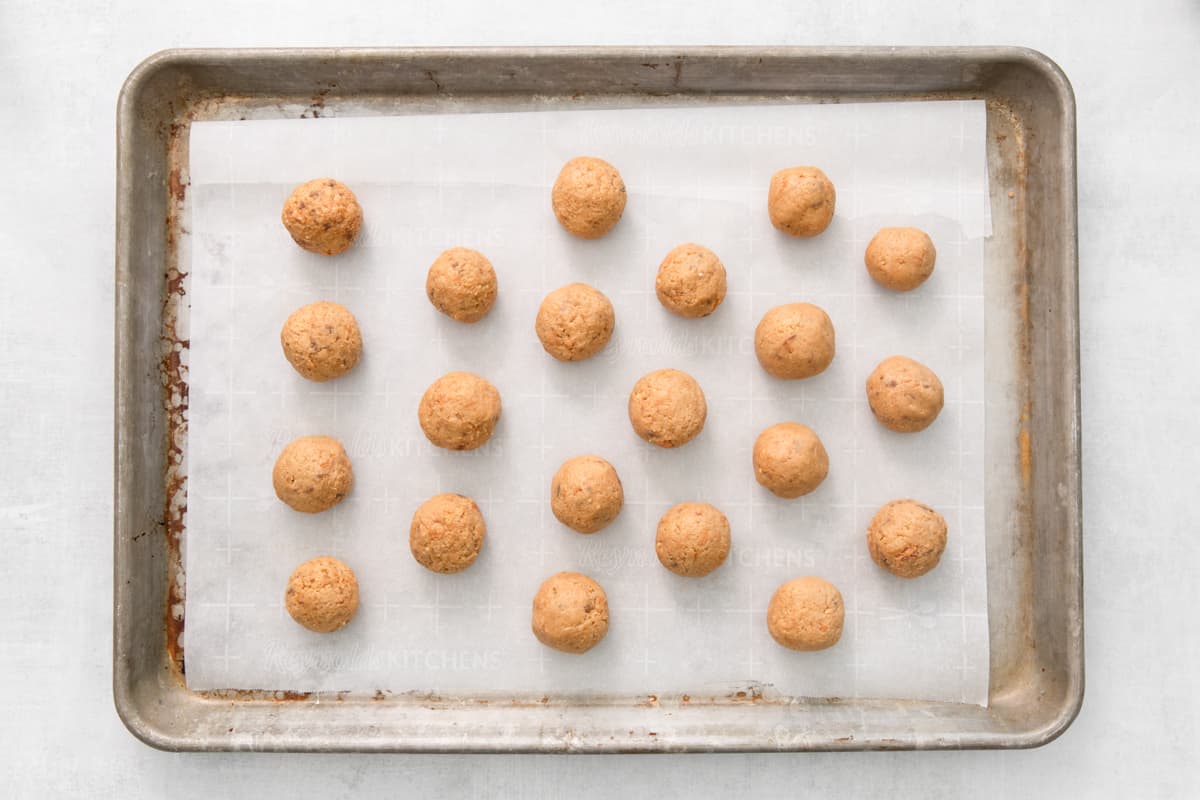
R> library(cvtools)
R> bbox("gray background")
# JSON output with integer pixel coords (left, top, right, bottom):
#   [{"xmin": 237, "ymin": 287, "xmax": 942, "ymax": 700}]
[{"xmin": 2, "ymin": 0, "xmax": 1195, "ymax": 796}]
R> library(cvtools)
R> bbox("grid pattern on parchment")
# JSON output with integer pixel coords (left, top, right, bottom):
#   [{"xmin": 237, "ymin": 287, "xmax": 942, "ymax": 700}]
[{"xmin": 182, "ymin": 101, "xmax": 990, "ymax": 703}]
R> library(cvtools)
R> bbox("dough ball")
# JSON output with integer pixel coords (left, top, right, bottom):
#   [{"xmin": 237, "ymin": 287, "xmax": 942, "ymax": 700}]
[
  {"xmin": 425, "ymin": 247, "xmax": 498, "ymax": 323},
  {"xmin": 655, "ymin": 243, "xmax": 728, "ymax": 318},
  {"xmin": 535, "ymin": 283, "xmax": 615, "ymax": 362},
  {"xmin": 418, "ymin": 371, "xmax": 502, "ymax": 451},
  {"xmin": 628, "ymin": 368, "xmax": 707, "ymax": 448},
  {"xmin": 766, "ymin": 576, "xmax": 844, "ymax": 651},
  {"xmin": 279, "ymin": 300, "xmax": 363, "ymax": 382},
  {"xmin": 409, "ymin": 493, "xmax": 487, "ymax": 574},
  {"xmin": 280, "ymin": 178, "xmax": 363, "ymax": 256},
  {"xmin": 655, "ymin": 502, "xmax": 731, "ymax": 577},
  {"xmin": 272, "ymin": 435, "xmax": 353, "ymax": 513},
  {"xmin": 767, "ymin": 166, "xmax": 836, "ymax": 238},
  {"xmin": 867, "ymin": 499, "xmax": 948, "ymax": 578},
  {"xmin": 865, "ymin": 227, "xmax": 937, "ymax": 292},
  {"xmin": 754, "ymin": 302, "xmax": 835, "ymax": 380},
  {"xmin": 866, "ymin": 355, "xmax": 944, "ymax": 433},
  {"xmin": 551, "ymin": 455, "xmax": 624, "ymax": 534},
  {"xmin": 285, "ymin": 556, "xmax": 360, "ymax": 633},
  {"xmin": 531, "ymin": 571, "xmax": 610, "ymax": 654},
  {"xmin": 752, "ymin": 422, "xmax": 829, "ymax": 499},
  {"xmin": 551, "ymin": 156, "xmax": 627, "ymax": 239}
]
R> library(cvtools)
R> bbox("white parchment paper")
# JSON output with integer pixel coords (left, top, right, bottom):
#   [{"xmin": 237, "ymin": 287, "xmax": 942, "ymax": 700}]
[{"xmin": 183, "ymin": 100, "xmax": 989, "ymax": 704}]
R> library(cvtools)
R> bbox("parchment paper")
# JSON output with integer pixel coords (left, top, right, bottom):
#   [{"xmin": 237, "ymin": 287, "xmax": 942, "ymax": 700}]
[{"xmin": 183, "ymin": 100, "xmax": 989, "ymax": 704}]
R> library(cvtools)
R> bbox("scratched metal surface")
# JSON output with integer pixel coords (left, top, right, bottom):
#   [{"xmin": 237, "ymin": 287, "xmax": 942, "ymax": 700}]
[{"xmin": 113, "ymin": 46, "xmax": 1081, "ymax": 752}]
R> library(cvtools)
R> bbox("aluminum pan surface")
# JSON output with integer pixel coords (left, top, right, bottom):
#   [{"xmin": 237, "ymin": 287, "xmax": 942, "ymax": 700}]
[{"xmin": 113, "ymin": 46, "xmax": 1080, "ymax": 752}]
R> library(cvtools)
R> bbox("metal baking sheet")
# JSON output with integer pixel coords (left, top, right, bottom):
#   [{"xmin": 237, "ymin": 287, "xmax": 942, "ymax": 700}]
[{"xmin": 114, "ymin": 46, "xmax": 1081, "ymax": 752}]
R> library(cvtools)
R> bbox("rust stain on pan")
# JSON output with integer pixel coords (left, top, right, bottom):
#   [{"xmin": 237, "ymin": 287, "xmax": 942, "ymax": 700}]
[
  {"xmin": 729, "ymin": 685, "xmax": 765, "ymax": 703},
  {"xmin": 1015, "ymin": 223, "xmax": 1032, "ymax": 492},
  {"xmin": 158, "ymin": 94, "xmax": 277, "ymax": 691},
  {"xmin": 300, "ymin": 89, "xmax": 329, "ymax": 119},
  {"xmin": 168, "ymin": 165, "xmax": 187, "ymax": 203},
  {"xmin": 199, "ymin": 689, "xmax": 313, "ymax": 702},
  {"xmin": 1011, "ymin": 111, "xmax": 1034, "ymax": 495},
  {"xmin": 1018, "ymin": 401, "xmax": 1034, "ymax": 488},
  {"xmin": 162, "ymin": 113, "xmax": 191, "ymax": 682},
  {"xmin": 160, "ymin": 93, "xmax": 278, "ymax": 686},
  {"xmin": 989, "ymin": 97, "xmax": 1035, "ymax": 505},
  {"xmin": 991, "ymin": 93, "xmax": 1041, "ymax": 686}
]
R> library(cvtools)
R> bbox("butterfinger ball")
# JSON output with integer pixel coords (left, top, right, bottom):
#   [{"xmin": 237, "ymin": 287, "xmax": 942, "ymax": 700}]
[
  {"xmin": 628, "ymin": 368, "xmax": 707, "ymax": 448},
  {"xmin": 272, "ymin": 435, "xmax": 353, "ymax": 513},
  {"xmin": 754, "ymin": 302, "xmax": 835, "ymax": 380},
  {"xmin": 551, "ymin": 157, "xmax": 627, "ymax": 239},
  {"xmin": 865, "ymin": 356, "xmax": 944, "ymax": 433},
  {"xmin": 752, "ymin": 423, "xmax": 829, "ymax": 499},
  {"xmin": 418, "ymin": 371, "xmax": 503, "ymax": 450},
  {"xmin": 281, "ymin": 178, "xmax": 363, "ymax": 256},
  {"xmin": 285, "ymin": 556, "xmax": 360, "ymax": 633},
  {"xmin": 767, "ymin": 166, "xmax": 836, "ymax": 238},
  {"xmin": 865, "ymin": 227, "xmax": 936, "ymax": 291},
  {"xmin": 766, "ymin": 576, "xmax": 844, "ymax": 651},
  {"xmin": 531, "ymin": 571, "xmax": 610, "ymax": 654}
]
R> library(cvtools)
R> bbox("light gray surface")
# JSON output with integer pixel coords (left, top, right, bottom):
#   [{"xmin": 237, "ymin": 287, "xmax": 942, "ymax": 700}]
[{"xmin": 1, "ymin": 0, "xmax": 1195, "ymax": 795}]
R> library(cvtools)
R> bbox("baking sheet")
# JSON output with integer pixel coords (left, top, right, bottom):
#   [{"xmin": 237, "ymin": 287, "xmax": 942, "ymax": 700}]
[{"xmin": 182, "ymin": 100, "xmax": 989, "ymax": 704}]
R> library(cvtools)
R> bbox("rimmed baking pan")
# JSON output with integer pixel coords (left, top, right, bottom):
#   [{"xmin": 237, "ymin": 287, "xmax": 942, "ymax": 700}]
[{"xmin": 115, "ymin": 46, "xmax": 1080, "ymax": 752}]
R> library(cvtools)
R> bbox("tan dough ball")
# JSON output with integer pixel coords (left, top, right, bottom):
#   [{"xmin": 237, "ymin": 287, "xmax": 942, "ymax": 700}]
[
  {"xmin": 425, "ymin": 247, "xmax": 498, "ymax": 323},
  {"xmin": 409, "ymin": 493, "xmax": 487, "ymax": 574},
  {"xmin": 531, "ymin": 571, "xmax": 610, "ymax": 654},
  {"xmin": 767, "ymin": 166, "xmax": 836, "ymax": 238},
  {"xmin": 865, "ymin": 356, "xmax": 945, "ymax": 433},
  {"xmin": 655, "ymin": 243, "xmax": 728, "ymax": 318},
  {"xmin": 279, "ymin": 300, "xmax": 363, "ymax": 382},
  {"xmin": 280, "ymin": 178, "xmax": 363, "ymax": 256},
  {"xmin": 535, "ymin": 283, "xmax": 615, "ymax": 362},
  {"xmin": 865, "ymin": 227, "xmax": 937, "ymax": 292},
  {"xmin": 285, "ymin": 556, "xmax": 360, "ymax": 633},
  {"xmin": 754, "ymin": 302, "xmax": 836, "ymax": 380},
  {"xmin": 655, "ymin": 502, "xmax": 731, "ymax": 577},
  {"xmin": 418, "ymin": 371, "xmax": 502, "ymax": 451},
  {"xmin": 867, "ymin": 499, "xmax": 948, "ymax": 578},
  {"xmin": 551, "ymin": 156, "xmax": 627, "ymax": 239},
  {"xmin": 628, "ymin": 368, "xmax": 707, "ymax": 448},
  {"xmin": 272, "ymin": 435, "xmax": 353, "ymax": 513},
  {"xmin": 766, "ymin": 576, "xmax": 844, "ymax": 651},
  {"xmin": 550, "ymin": 455, "xmax": 624, "ymax": 534},
  {"xmin": 752, "ymin": 422, "xmax": 829, "ymax": 499}
]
